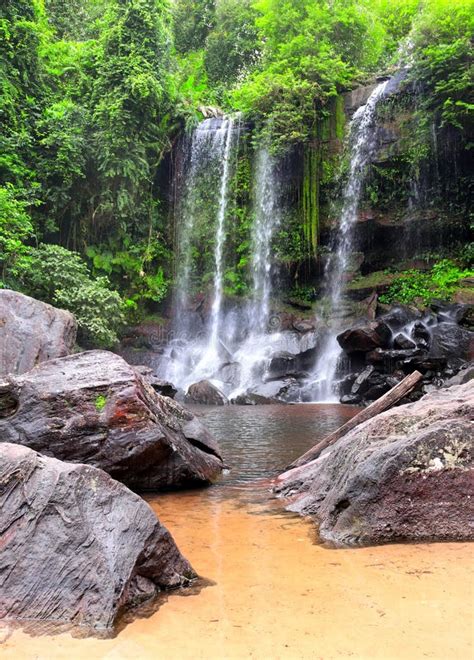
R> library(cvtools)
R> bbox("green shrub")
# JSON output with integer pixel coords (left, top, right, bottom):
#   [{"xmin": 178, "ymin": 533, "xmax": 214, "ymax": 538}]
[
  {"xmin": 379, "ymin": 259, "xmax": 474, "ymax": 305},
  {"xmin": 18, "ymin": 244, "xmax": 125, "ymax": 348},
  {"xmin": 0, "ymin": 185, "xmax": 34, "ymax": 284}
]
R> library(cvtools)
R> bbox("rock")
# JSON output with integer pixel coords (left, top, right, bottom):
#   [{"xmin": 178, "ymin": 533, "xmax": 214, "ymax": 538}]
[
  {"xmin": 216, "ymin": 362, "xmax": 241, "ymax": 386},
  {"xmin": 340, "ymin": 394, "xmax": 362, "ymax": 405},
  {"xmin": 339, "ymin": 374, "xmax": 357, "ymax": 396},
  {"xmin": 429, "ymin": 323, "xmax": 473, "ymax": 361},
  {"xmin": 444, "ymin": 363, "xmax": 474, "ymax": 387},
  {"xmin": 134, "ymin": 366, "xmax": 177, "ymax": 398},
  {"xmin": 267, "ymin": 352, "xmax": 306, "ymax": 380},
  {"xmin": 276, "ymin": 383, "xmax": 474, "ymax": 546},
  {"xmin": 0, "ymin": 443, "xmax": 195, "ymax": 630},
  {"xmin": 231, "ymin": 380, "xmax": 294, "ymax": 405},
  {"xmin": 411, "ymin": 321, "xmax": 431, "ymax": 346},
  {"xmin": 366, "ymin": 347, "xmax": 421, "ymax": 365},
  {"xmin": 185, "ymin": 380, "xmax": 229, "ymax": 406},
  {"xmin": 337, "ymin": 320, "xmax": 391, "ymax": 354},
  {"xmin": 232, "ymin": 392, "xmax": 275, "ymax": 406},
  {"xmin": 292, "ymin": 319, "xmax": 316, "ymax": 333},
  {"xmin": 393, "ymin": 333, "xmax": 416, "ymax": 350},
  {"xmin": 350, "ymin": 366, "xmax": 375, "ymax": 396},
  {"xmin": 0, "ymin": 289, "xmax": 76, "ymax": 376},
  {"xmin": 0, "ymin": 351, "xmax": 224, "ymax": 491},
  {"xmin": 380, "ymin": 306, "xmax": 422, "ymax": 331}
]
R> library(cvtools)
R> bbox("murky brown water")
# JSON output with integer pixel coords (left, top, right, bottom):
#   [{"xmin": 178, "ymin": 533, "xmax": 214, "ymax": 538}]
[{"xmin": 2, "ymin": 404, "xmax": 473, "ymax": 659}]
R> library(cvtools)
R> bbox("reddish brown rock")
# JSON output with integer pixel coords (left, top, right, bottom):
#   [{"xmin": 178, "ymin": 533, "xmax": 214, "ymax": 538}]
[
  {"xmin": 0, "ymin": 350, "xmax": 224, "ymax": 491},
  {"xmin": 275, "ymin": 382, "xmax": 474, "ymax": 546},
  {"xmin": 0, "ymin": 443, "xmax": 195, "ymax": 630},
  {"xmin": 0, "ymin": 289, "xmax": 76, "ymax": 376},
  {"xmin": 337, "ymin": 320, "xmax": 391, "ymax": 354}
]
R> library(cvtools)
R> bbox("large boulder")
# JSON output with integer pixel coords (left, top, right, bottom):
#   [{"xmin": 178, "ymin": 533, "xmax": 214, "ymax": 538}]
[
  {"xmin": 337, "ymin": 320, "xmax": 391, "ymax": 354},
  {"xmin": 185, "ymin": 380, "xmax": 229, "ymax": 406},
  {"xmin": 275, "ymin": 382, "xmax": 474, "ymax": 546},
  {"xmin": 0, "ymin": 351, "xmax": 224, "ymax": 491},
  {"xmin": 0, "ymin": 443, "xmax": 195, "ymax": 630},
  {"xmin": 0, "ymin": 289, "xmax": 76, "ymax": 376},
  {"xmin": 429, "ymin": 323, "xmax": 473, "ymax": 362}
]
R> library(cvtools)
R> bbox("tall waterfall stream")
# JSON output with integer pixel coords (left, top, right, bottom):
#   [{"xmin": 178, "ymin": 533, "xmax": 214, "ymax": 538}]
[{"xmin": 308, "ymin": 80, "xmax": 390, "ymax": 401}]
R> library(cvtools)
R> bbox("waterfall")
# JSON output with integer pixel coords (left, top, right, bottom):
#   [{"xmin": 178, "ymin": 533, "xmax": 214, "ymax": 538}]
[
  {"xmin": 309, "ymin": 80, "xmax": 390, "ymax": 402},
  {"xmin": 249, "ymin": 147, "xmax": 280, "ymax": 332},
  {"xmin": 229, "ymin": 145, "xmax": 281, "ymax": 397},
  {"xmin": 196, "ymin": 117, "xmax": 236, "ymax": 370},
  {"xmin": 166, "ymin": 117, "xmax": 238, "ymax": 389},
  {"xmin": 165, "ymin": 125, "xmax": 281, "ymax": 398}
]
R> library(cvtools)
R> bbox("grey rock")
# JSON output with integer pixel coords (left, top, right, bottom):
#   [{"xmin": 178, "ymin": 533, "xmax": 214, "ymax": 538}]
[
  {"xmin": 0, "ymin": 350, "xmax": 224, "ymax": 491},
  {"xmin": 443, "ymin": 363, "xmax": 474, "ymax": 387},
  {"xmin": 350, "ymin": 365, "xmax": 375, "ymax": 396},
  {"xmin": 0, "ymin": 289, "xmax": 76, "ymax": 376},
  {"xmin": 185, "ymin": 380, "xmax": 229, "ymax": 406},
  {"xmin": 276, "ymin": 383, "xmax": 474, "ymax": 546},
  {"xmin": 429, "ymin": 323, "xmax": 473, "ymax": 361},
  {"xmin": 393, "ymin": 333, "xmax": 416, "ymax": 350},
  {"xmin": 134, "ymin": 366, "xmax": 177, "ymax": 399},
  {"xmin": 0, "ymin": 443, "xmax": 195, "ymax": 630}
]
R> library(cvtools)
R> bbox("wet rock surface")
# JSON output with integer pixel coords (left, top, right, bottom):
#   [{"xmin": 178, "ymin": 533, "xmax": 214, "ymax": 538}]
[
  {"xmin": 0, "ymin": 289, "xmax": 76, "ymax": 376},
  {"xmin": 0, "ymin": 350, "xmax": 224, "ymax": 491},
  {"xmin": 0, "ymin": 443, "xmax": 195, "ymax": 630},
  {"xmin": 185, "ymin": 380, "xmax": 229, "ymax": 406},
  {"xmin": 337, "ymin": 320, "xmax": 391, "ymax": 354},
  {"xmin": 335, "ymin": 304, "xmax": 474, "ymax": 405},
  {"xmin": 276, "ymin": 383, "xmax": 474, "ymax": 546}
]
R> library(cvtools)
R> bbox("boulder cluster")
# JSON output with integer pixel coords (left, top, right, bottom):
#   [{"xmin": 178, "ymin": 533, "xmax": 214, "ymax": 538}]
[
  {"xmin": 337, "ymin": 304, "xmax": 473, "ymax": 405},
  {"xmin": 0, "ymin": 290, "xmax": 224, "ymax": 631}
]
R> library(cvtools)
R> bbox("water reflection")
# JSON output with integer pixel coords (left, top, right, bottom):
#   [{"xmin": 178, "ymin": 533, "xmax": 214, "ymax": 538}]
[{"xmin": 189, "ymin": 403, "xmax": 357, "ymax": 486}]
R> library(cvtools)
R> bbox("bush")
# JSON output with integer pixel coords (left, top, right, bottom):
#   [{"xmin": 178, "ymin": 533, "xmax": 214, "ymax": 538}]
[
  {"xmin": 18, "ymin": 244, "xmax": 125, "ymax": 348},
  {"xmin": 379, "ymin": 259, "xmax": 474, "ymax": 305},
  {"xmin": 0, "ymin": 185, "xmax": 34, "ymax": 284}
]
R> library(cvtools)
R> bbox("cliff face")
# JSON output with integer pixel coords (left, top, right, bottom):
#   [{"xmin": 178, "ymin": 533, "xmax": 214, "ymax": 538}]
[
  {"xmin": 316, "ymin": 77, "xmax": 470, "ymax": 276},
  {"xmin": 166, "ymin": 75, "xmax": 470, "ymax": 305}
]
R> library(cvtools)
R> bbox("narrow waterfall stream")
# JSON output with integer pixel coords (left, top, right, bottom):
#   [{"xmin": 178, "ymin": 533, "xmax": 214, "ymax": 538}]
[
  {"xmin": 230, "ymin": 145, "xmax": 281, "ymax": 397},
  {"xmin": 195, "ymin": 117, "xmax": 237, "ymax": 374},
  {"xmin": 165, "ymin": 117, "xmax": 238, "ymax": 390},
  {"xmin": 308, "ymin": 80, "xmax": 390, "ymax": 402}
]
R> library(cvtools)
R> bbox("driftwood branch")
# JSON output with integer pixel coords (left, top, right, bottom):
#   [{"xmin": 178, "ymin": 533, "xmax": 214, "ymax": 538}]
[{"xmin": 288, "ymin": 370, "xmax": 423, "ymax": 469}]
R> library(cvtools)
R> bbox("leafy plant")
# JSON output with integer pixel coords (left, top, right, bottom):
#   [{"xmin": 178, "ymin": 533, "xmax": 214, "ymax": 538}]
[
  {"xmin": 379, "ymin": 259, "xmax": 474, "ymax": 305},
  {"xmin": 18, "ymin": 244, "xmax": 125, "ymax": 347}
]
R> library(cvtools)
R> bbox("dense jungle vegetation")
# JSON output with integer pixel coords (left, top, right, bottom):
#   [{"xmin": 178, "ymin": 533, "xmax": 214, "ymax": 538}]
[{"xmin": 1, "ymin": 0, "xmax": 472, "ymax": 345}]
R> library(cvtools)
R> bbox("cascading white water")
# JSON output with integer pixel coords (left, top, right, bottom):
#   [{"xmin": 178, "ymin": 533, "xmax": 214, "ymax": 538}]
[
  {"xmin": 166, "ymin": 117, "xmax": 238, "ymax": 389},
  {"xmin": 249, "ymin": 147, "xmax": 280, "ymax": 331},
  {"xmin": 194, "ymin": 117, "xmax": 236, "ymax": 372},
  {"xmin": 230, "ymin": 146, "xmax": 281, "ymax": 396},
  {"xmin": 309, "ymin": 80, "xmax": 390, "ymax": 402}
]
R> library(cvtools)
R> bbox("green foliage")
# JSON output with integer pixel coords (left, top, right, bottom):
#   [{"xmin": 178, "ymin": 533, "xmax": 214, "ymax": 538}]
[
  {"xmin": 204, "ymin": 0, "xmax": 259, "ymax": 88},
  {"xmin": 0, "ymin": 185, "xmax": 34, "ymax": 282},
  {"xmin": 409, "ymin": 0, "xmax": 474, "ymax": 132},
  {"xmin": 232, "ymin": 0, "xmax": 386, "ymax": 148},
  {"xmin": 86, "ymin": 237, "xmax": 170, "ymax": 304},
  {"xmin": 90, "ymin": 0, "xmax": 174, "ymax": 234},
  {"xmin": 18, "ymin": 244, "xmax": 125, "ymax": 347},
  {"xmin": 173, "ymin": 0, "xmax": 215, "ymax": 54},
  {"xmin": 94, "ymin": 394, "xmax": 107, "ymax": 411},
  {"xmin": 380, "ymin": 259, "xmax": 474, "ymax": 305}
]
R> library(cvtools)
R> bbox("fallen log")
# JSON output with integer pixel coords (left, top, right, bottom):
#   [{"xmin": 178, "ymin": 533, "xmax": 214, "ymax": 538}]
[{"xmin": 288, "ymin": 370, "xmax": 423, "ymax": 469}]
